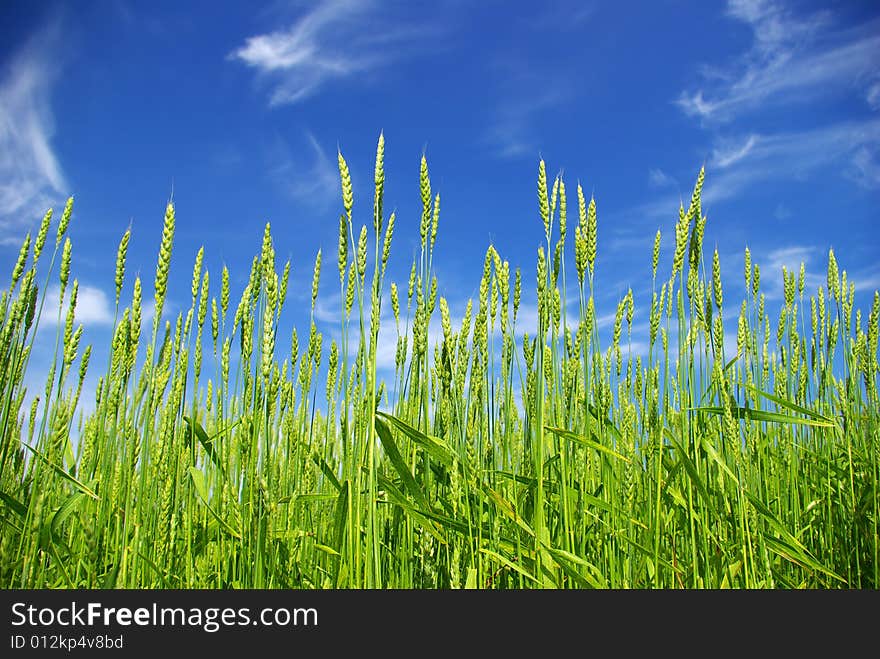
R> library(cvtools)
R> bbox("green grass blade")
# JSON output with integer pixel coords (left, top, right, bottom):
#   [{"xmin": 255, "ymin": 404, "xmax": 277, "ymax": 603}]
[
  {"xmin": 480, "ymin": 548, "xmax": 541, "ymax": 586},
  {"xmin": 21, "ymin": 442, "xmax": 99, "ymax": 500},
  {"xmin": 375, "ymin": 410, "xmax": 456, "ymax": 467},
  {"xmin": 745, "ymin": 492, "xmax": 844, "ymax": 582},
  {"xmin": 665, "ymin": 431, "xmax": 716, "ymax": 516},
  {"xmin": 543, "ymin": 546, "xmax": 607, "ymax": 588},
  {"xmin": 740, "ymin": 383, "xmax": 835, "ymax": 423},
  {"xmin": 375, "ymin": 415, "xmax": 432, "ymax": 510},
  {"xmin": 188, "ymin": 466, "xmax": 241, "ymax": 539},
  {"xmin": 50, "ymin": 484, "xmax": 94, "ymax": 539},
  {"xmin": 312, "ymin": 453, "xmax": 342, "ymax": 493},
  {"xmin": 377, "ymin": 472, "xmax": 447, "ymax": 545},
  {"xmin": 545, "ymin": 426, "xmax": 631, "ymax": 462},
  {"xmin": 691, "ymin": 406, "xmax": 835, "ymax": 428},
  {"xmin": 183, "ymin": 415, "xmax": 227, "ymax": 477},
  {"xmin": 0, "ymin": 491, "xmax": 27, "ymax": 519}
]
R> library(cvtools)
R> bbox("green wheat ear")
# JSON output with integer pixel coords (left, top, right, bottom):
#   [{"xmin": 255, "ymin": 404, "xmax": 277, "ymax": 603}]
[
  {"xmin": 827, "ymin": 248, "xmax": 839, "ymax": 301},
  {"xmin": 59, "ymin": 237, "xmax": 72, "ymax": 294},
  {"xmin": 311, "ymin": 248, "xmax": 322, "ymax": 311},
  {"xmin": 652, "ymin": 229, "xmax": 661, "ymax": 280},
  {"xmin": 744, "ymin": 246, "xmax": 752, "ymax": 290},
  {"xmin": 130, "ymin": 276, "xmax": 142, "ymax": 363},
  {"xmin": 356, "ymin": 224, "xmax": 368, "ymax": 285},
  {"xmin": 33, "ymin": 208, "xmax": 52, "ymax": 263},
  {"xmin": 712, "ymin": 248, "xmax": 723, "ymax": 311},
  {"xmin": 586, "ymin": 195, "xmax": 597, "ymax": 277},
  {"xmin": 280, "ymin": 259, "xmax": 291, "ymax": 306},
  {"xmin": 419, "ymin": 154, "xmax": 431, "ymax": 248},
  {"xmin": 430, "ymin": 193, "xmax": 440, "ymax": 251},
  {"xmin": 382, "ymin": 211, "xmax": 395, "ymax": 277},
  {"xmin": 63, "ymin": 280, "xmax": 79, "ymax": 365},
  {"xmin": 407, "ymin": 259, "xmax": 416, "ymax": 305},
  {"xmin": 220, "ymin": 265, "xmax": 230, "ymax": 317},
  {"xmin": 56, "ymin": 196, "xmax": 74, "ymax": 247},
  {"xmin": 374, "ymin": 131, "xmax": 385, "ymax": 235},
  {"xmin": 390, "ymin": 282, "xmax": 400, "ymax": 324},
  {"xmin": 558, "ymin": 179, "xmax": 567, "ymax": 246},
  {"xmin": 115, "ymin": 228, "xmax": 131, "ymax": 305},
  {"xmin": 338, "ymin": 150, "xmax": 353, "ymax": 217},
  {"xmin": 153, "ymin": 201, "xmax": 176, "ymax": 331},
  {"xmin": 190, "ymin": 246, "xmax": 205, "ymax": 307},
  {"xmin": 513, "ymin": 267, "xmax": 521, "ymax": 322},
  {"xmin": 538, "ymin": 159, "xmax": 549, "ymax": 241},
  {"xmin": 11, "ymin": 233, "xmax": 30, "ymax": 289},
  {"xmin": 197, "ymin": 271, "xmax": 209, "ymax": 328},
  {"xmin": 338, "ymin": 214, "xmax": 348, "ymax": 285}
]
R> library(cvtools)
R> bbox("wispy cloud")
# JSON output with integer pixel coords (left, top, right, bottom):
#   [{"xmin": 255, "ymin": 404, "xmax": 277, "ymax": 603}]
[
  {"xmin": 725, "ymin": 243, "xmax": 879, "ymax": 302},
  {"xmin": 648, "ymin": 168, "xmax": 676, "ymax": 189},
  {"xmin": 773, "ymin": 203, "xmax": 791, "ymax": 221},
  {"xmin": 756, "ymin": 245, "xmax": 826, "ymax": 301},
  {"xmin": 626, "ymin": 118, "xmax": 880, "ymax": 224},
  {"xmin": 485, "ymin": 88, "xmax": 567, "ymax": 159},
  {"xmin": 676, "ymin": 1, "xmax": 880, "ymax": 122},
  {"xmin": 230, "ymin": 0, "xmax": 439, "ymax": 106},
  {"xmin": 0, "ymin": 19, "xmax": 68, "ymax": 244},
  {"xmin": 763, "ymin": 245, "xmax": 814, "ymax": 272},
  {"xmin": 482, "ymin": 1, "xmax": 601, "ymax": 160},
  {"xmin": 526, "ymin": 0, "xmax": 597, "ymax": 32},
  {"xmin": 868, "ymin": 82, "xmax": 880, "ymax": 111},
  {"xmin": 706, "ymin": 120, "xmax": 880, "ymax": 193},
  {"xmin": 712, "ymin": 134, "xmax": 758, "ymax": 168},
  {"xmin": 268, "ymin": 131, "xmax": 338, "ymax": 207},
  {"xmin": 849, "ymin": 146, "xmax": 880, "ymax": 189},
  {"xmin": 852, "ymin": 271, "xmax": 880, "ymax": 295}
]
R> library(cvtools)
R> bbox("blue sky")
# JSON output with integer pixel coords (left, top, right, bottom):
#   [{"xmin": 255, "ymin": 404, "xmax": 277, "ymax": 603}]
[{"xmin": 1, "ymin": 0, "xmax": 879, "ymax": 406}]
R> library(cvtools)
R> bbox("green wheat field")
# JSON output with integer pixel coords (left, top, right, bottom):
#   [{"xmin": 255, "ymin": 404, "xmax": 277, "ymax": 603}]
[{"xmin": 1, "ymin": 135, "xmax": 877, "ymax": 589}]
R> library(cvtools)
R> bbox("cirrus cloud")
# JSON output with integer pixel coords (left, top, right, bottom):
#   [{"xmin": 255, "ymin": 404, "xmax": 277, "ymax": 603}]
[{"xmin": 0, "ymin": 19, "xmax": 69, "ymax": 245}]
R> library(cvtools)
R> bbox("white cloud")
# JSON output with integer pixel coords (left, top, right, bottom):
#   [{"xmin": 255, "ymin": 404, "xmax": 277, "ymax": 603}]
[
  {"xmin": 752, "ymin": 120, "xmax": 880, "ymax": 171},
  {"xmin": 269, "ymin": 131, "xmax": 339, "ymax": 207},
  {"xmin": 704, "ymin": 120, "xmax": 880, "ymax": 194},
  {"xmin": 527, "ymin": 0, "xmax": 597, "ymax": 32},
  {"xmin": 725, "ymin": 0, "xmax": 824, "ymax": 56},
  {"xmin": 648, "ymin": 168, "xmax": 675, "ymax": 188},
  {"xmin": 752, "ymin": 245, "xmax": 824, "ymax": 301},
  {"xmin": 314, "ymin": 291, "xmax": 344, "ymax": 326},
  {"xmin": 756, "ymin": 247, "xmax": 880, "ymax": 301},
  {"xmin": 712, "ymin": 134, "xmax": 758, "ymax": 168},
  {"xmin": 0, "ymin": 21, "xmax": 68, "ymax": 243},
  {"xmin": 230, "ymin": 0, "xmax": 439, "ymax": 106},
  {"xmin": 852, "ymin": 271, "xmax": 880, "ymax": 295},
  {"xmin": 764, "ymin": 245, "xmax": 814, "ymax": 273},
  {"xmin": 627, "ymin": 118, "xmax": 880, "ymax": 223},
  {"xmin": 480, "ymin": 48, "xmax": 574, "ymax": 160},
  {"xmin": 677, "ymin": 90, "xmax": 718, "ymax": 118},
  {"xmin": 676, "ymin": 1, "xmax": 880, "ymax": 122},
  {"xmin": 41, "ymin": 284, "xmax": 115, "ymax": 331},
  {"xmin": 867, "ymin": 82, "xmax": 880, "ymax": 111},
  {"xmin": 485, "ymin": 88, "xmax": 567, "ymax": 159},
  {"xmin": 848, "ymin": 146, "xmax": 880, "ymax": 189},
  {"xmin": 755, "ymin": 245, "xmax": 880, "ymax": 302},
  {"xmin": 773, "ymin": 203, "xmax": 791, "ymax": 221},
  {"xmin": 314, "ymin": 288, "xmax": 429, "ymax": 375}
]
